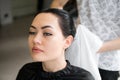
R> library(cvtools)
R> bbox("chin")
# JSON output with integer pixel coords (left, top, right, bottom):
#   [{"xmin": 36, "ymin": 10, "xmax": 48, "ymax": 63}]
[
  {"xmin": 31, "ymin": 56, "xmax": 46, "ymax": 62},
  {"xmin": 33, "ymin": 58, "xmax": 42, "ymax": 62}
]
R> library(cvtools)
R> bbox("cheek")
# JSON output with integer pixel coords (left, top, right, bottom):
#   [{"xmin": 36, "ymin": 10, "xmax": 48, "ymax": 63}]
[{"xmin": 44, "ymin": 38, "xmax": 65, "ymax": 53}]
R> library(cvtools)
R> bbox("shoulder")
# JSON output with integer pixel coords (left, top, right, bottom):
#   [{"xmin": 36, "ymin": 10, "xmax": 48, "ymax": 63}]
[
  {"xmin": 70, "ymin": 65, "xmax": 95, "ymax": 80},
  {"xmin": 21, "ymin": 62, "xmax": 42, "ymax": 70},
  {"xmin": 65, "ymin": 60, "xmax": 95, "ymax": 80},
  {"xmin": 16, "ymin": 62, "xmax": 42, "ymax": 80},
  {"xmin": 19, "ymin": 62, "xmax": 42, "ymax": 73}
]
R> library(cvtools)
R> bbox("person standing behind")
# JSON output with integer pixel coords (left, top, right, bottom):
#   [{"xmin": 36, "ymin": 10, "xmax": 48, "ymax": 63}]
[{"xmin": 76, "ymin": 0, "xmax": 120, "ymax": 80}]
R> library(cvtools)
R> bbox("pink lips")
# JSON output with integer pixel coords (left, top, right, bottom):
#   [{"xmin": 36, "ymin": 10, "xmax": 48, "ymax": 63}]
[{"xmin": 32, "ymin": 47, "xmax": 44, "ymax": 53}]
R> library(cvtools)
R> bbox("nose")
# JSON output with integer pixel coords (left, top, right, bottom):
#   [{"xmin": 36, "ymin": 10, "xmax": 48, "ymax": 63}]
[{"xmin": 33, "ymin": 33, "xmax": 42, "ymax": 45}]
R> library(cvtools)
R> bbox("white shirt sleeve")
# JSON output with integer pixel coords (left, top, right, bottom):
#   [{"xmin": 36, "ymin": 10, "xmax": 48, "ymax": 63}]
[{"xmin": 65, "ymin": 24, "xmax": 103, "ymax": 80}]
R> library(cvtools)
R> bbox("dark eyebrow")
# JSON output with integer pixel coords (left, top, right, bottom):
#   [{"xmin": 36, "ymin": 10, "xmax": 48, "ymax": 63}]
[
  {"xmin": 41, "ymin": 25, "xmax": 53, "ymax": 29},
  {"xmin": 30, "ymin": 25, "xmax": 36, "ymax": 29},
  {"xmin": 30, "ymin": 25, "xmax": 53, "ymax": 29}
]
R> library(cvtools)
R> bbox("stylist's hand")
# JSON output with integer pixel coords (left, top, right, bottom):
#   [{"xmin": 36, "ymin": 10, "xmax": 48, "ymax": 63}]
[
  {"xmin": 97, "ymin": 38, "xmax": 120, "ymax": 53},
  {"xmin": 50, "ymin": 0, "xmax": 68, "ymax": 9}
]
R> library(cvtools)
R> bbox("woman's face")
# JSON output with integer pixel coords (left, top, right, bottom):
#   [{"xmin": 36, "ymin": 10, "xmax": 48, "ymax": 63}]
[{"xmin": 28, "ymin": 13, "xmax": 71, "ymax": 62}]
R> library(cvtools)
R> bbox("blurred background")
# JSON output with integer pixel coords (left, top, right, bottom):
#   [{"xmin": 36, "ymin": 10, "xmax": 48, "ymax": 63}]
[{"xmin": 0, "ymin": 0, "xmax": 53, "ymax": 80}]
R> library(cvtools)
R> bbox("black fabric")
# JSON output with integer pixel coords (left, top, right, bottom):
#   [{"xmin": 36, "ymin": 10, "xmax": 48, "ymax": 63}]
[
  {"xmin": 99, "ymin": 68, "xmax": 119, "ymax": 80},
  {"xmin": 16, "ymin": 61, "xmax": 94, "ymax": 80}
]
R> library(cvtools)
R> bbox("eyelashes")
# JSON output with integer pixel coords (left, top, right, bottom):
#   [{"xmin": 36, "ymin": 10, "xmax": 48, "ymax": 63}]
[
  {"xmin": 29, "ymin": 32, "xmax": 36, "ymax": 35},
  {"xmin": 29, "ymin": 31, "xmax": 52, "ymax": 36},
  {"xmin": 43, "ymin": 32, "xmax": 52, "ymax": 36}
]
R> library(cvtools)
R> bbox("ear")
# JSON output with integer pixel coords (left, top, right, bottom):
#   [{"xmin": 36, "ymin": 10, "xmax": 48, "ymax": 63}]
[{"xmin": 64, "ymin": 35, "xmax": 74, "ymax": 49}]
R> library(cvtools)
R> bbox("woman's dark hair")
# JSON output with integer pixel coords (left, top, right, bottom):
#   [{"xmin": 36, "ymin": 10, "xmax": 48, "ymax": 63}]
[
  {"xmin": 63, "ymin": 0, "xmax": 78, "ymax": 19},
  {"xmin": 35, "ymin": 8, "xmax": 76, "ymax": 38}
]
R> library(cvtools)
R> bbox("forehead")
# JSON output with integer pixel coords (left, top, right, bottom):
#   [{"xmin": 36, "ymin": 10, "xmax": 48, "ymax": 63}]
[{"xmin": 32, "ymin": 13, "xmax": 59, "ymax": 27}]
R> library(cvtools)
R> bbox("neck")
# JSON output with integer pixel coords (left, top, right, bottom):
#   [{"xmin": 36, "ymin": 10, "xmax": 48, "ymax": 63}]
[{"xmin": 42, "ymin": 57, "xmax": 67, "ymax": 72}]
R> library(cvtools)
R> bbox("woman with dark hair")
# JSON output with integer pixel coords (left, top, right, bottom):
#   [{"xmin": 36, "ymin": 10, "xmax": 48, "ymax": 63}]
[{"xmin": 16, "ymin": 8, "xmax": 94, "ymax": 80}]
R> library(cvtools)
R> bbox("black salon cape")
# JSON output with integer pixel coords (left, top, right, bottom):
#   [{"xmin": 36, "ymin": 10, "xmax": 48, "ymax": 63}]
[{"xmin": 16, "ymin": 61, "xmax": 94, "ymax": 80}]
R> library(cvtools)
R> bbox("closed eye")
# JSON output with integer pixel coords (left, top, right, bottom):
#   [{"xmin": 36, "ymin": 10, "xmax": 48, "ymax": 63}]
[
  {"xmin": 43, "ymin": 32, "xmax": 52, "ymax": 36},
  {"xmin": 29, "ymin": 32, "xmax": 36, "ymax": 35}
]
